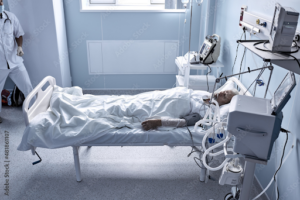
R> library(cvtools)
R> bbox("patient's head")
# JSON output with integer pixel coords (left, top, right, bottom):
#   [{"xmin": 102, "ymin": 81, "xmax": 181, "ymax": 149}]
[{"xmin": 214, "ymin": 89, "xmax": 239, "ymax": 106}]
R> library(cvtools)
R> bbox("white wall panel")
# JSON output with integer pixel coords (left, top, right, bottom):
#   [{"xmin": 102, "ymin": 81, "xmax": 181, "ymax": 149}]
[
  {"xmin": 164, "ymin": 42, "xmax": 178, "ymax": 73},
  {"xmin": 87, "ymin": 40, "xmax": 178, "ymax": 74},
  {"xmin": 87, "ymin": 41, "xmax": 103, "ymax": 74}
]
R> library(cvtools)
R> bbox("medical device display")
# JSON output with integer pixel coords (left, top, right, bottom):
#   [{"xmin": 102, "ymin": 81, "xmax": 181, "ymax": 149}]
[
  {"xmin": 271, "ymin": 72, "xmax": 296, "ymax": 114},
  {"xmin": 269, "ymin": 3, "xmax": 299, "ymax": 52},
  {"xmin": 192, "ymin": 66, "xmax": 296, "ymax": 199},
  {"xmin": 199, "ymin": 34, "xmax": 221, "ymax": 64}
]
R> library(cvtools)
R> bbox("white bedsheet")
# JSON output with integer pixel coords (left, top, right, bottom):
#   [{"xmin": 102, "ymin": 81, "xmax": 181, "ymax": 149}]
[{"xmin": 18, "ymin": 86, "xmax": 197, "ymax": 151}]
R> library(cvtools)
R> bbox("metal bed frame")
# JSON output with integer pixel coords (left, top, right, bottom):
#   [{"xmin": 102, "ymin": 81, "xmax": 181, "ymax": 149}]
[{"xmin": 22, "ymin": 76, "xmax": 251, "ymax": 182}]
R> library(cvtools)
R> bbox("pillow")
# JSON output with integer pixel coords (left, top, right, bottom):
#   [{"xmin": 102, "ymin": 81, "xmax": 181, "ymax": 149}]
[{"xmin": 219, "ymin": 104, "xmax": 230, "ymax": 121}]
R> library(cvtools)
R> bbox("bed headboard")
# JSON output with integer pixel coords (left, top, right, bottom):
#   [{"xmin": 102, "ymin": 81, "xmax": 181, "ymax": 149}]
[
  {"xmin": 215, "ymin": 77, "xmax": 252, "ymax": 97},
  {"xmin": 23, "ymin": 76, "xmax": 56, "ymax": 126}
]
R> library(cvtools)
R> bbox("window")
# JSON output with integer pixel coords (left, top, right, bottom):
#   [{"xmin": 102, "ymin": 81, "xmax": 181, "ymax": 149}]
[
  {"xmin": 81, "ymin": 0, "xmax": 184, "ymax": 12},
  {"xmin": 90, "ymin": 0, "xmax": 165, "ymax": 6}
]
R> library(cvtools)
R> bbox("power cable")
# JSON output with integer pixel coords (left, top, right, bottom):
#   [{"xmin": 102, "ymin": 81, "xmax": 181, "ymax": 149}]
[
  {"xmin": 238, "ymin": 32, "xmax": 247, "ymax": 80},
  {"xmin": 232, "ymin": 29, "xmax": 246, "ymax": 74},
  {"xmin": 274, "ymin": 132, "xmax": 289, "ymax": 200}
]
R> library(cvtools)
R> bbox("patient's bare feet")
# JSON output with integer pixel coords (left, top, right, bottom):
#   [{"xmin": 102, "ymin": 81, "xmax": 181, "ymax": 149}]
[{"xmin": 141, "ymin": 119, "xmax": 162, "ymax": 131}]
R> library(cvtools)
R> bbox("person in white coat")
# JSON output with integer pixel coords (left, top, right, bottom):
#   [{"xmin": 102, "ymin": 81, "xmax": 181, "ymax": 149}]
[{"xmin": 0, "ymin": 0, "xmax": 34, "ymax": 123}]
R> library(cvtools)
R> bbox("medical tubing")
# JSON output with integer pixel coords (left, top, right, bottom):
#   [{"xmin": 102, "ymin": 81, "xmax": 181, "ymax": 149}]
[
  {"xmin": 209, "ymin": 147, "xmax": 234, "ymax": 157},
  {"xmin": 202, "ymin": 128, "xmax": 231, "ymax": 157},
  {"xmin": 212, "ymin": 99, "xmax": 221, "ymax": 123},
  {"xmin": 194, "ymin": 99, "xmax": 221, "ymax": 129},
  {"xmin": 194, "ymin": 109, "xmax": 210, "ymax": 129},
  {"xmin": 251, "ymin": 52, "xmax": 273, "ymax": 97},
  {"xmin": 200, "ymin": 99, "xmax": 222, "ymax": 151},
  {"xmin": 252, "ymin": 131, "xmax": 296, "ymax": 200},
  {"xmin": 201, "ymin": 123, "xmax": 222, "ymax": 151},
  {"xmin": 201, "ymin": 135, "xmax": 232, "ymax": 171}
]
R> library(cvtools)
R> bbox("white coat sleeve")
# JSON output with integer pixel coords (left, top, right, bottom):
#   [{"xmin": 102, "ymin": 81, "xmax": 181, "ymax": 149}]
[{"xmin": 13, "ymin": 15, "xmax": 25, "ymax": 38}]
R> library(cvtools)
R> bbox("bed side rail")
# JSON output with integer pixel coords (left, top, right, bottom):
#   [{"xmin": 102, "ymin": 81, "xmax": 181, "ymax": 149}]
[
  {"xmin": 227, "ymin": 77, "xmax": 252, "ymax": 97},
  {"xmin": 215, "ymin": 77, "xmax": 252, "ymax": 97},
  {"xmin": 22, "ymin": 76, "xmax": 56, "ymax": 126}
]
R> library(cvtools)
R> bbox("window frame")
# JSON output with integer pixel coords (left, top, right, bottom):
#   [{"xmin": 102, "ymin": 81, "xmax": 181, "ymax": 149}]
[{"xmin": 80, "ymin": 0, "xmax": 186, "ymax": 12}]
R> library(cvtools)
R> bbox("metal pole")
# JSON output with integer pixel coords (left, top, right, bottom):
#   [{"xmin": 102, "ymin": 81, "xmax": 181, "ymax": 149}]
[
  {"xmin": 210, "ymin": 79, "xmax": 219, "ymax": 102},
  {"xmin": 185, "ymin": 0, "xmax": 193, "ymax": 88},
  {"xmin": 219, "ymin": 66, "xmax": 270, "ymax": 81},
  {"xmin": 188, "ymin": 0, "xmax": 193, "ymax": 55},
  {"xmin": 239, "ymin": 161, "xmax": 256, "ymax": 200},
  {"xmin": 264, "ymin": 65, "xmax": 274, "ymax": 98},
  {"xmin": 209, "ymin": 65, "xmax": 270, "ymax": 101},
  {"xmin": 72, "ymin": 146, "xmax": 82, "ymax": 182}
]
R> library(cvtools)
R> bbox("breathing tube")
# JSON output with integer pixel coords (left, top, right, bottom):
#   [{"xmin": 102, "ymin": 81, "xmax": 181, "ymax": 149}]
[{"xmin": 194, "ymin": 99, "xmax": 233, "ymax": 171}]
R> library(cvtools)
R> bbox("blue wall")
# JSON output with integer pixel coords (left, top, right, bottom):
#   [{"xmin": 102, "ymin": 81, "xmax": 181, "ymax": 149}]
[
  {"xmin": 214, "ymin": 0, "xmax": 300, "ymax": 199},
  {"xmin": 4, "ymin": 1, "xmax": 203, "ymax": 90},
  {"xmin": 62, "ymin": 1, "xmax": 202, "ymax": 90}
]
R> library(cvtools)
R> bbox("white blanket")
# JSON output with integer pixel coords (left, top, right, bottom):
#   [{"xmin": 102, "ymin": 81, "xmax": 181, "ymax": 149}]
[{"xmin": 18, "ymin": 86, "xmax": 194, "ymax": 151}]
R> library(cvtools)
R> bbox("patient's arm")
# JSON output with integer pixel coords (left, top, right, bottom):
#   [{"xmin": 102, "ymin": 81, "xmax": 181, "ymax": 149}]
[
  {"xmin": 142, "ymin": 119, "xmax": 162, "ymax": 130},
  {"xmin": 142, "ymin": 118, "xmax": 187, "ymax": 131}
]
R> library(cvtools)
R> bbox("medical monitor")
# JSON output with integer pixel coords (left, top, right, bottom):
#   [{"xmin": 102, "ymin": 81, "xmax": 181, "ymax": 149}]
[
  {"xmin": 271, "ymin": 72, "xmax": 296, "ymax": 114},
  {"xmin": 269, "ymin": 3, "xmax": 299, "ymax": 52},
  {"xmin": 200, "ymin": 44, "xmax": 206, "ymax": 54}
]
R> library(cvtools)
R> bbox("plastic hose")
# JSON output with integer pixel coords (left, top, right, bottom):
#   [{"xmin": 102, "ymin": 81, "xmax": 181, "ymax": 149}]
[
  {"xmin": 194, "ymin": 99, "xmax": 221, "ymax": 128},
  {"xmin": 202, "ymin": 123, "xmax": 222, "ymax": 151},
  {"xmin": 201, "ymin": 135, "xmax": 232, "ymax": 171}
]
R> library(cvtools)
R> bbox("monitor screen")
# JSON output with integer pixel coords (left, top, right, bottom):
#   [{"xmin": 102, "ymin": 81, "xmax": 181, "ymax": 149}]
[
  {"xmin": 271, "ymin": 72, "xmax": 296, "ymax": 113},
  {"xmin": 200, "ymin": 44, "xmax": 206, "ymax": 55}
]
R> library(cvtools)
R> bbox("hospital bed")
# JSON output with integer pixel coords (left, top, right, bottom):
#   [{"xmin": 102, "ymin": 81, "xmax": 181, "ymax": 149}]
[{"xmin": 21, "ymin": 76, "xmax": 252, "ymax": 182}]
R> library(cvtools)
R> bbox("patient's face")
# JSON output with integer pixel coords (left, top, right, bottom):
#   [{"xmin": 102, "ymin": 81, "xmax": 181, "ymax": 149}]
[{"xmin": 214, "ymin": 90, "xmax": 236, "ymax": 106}]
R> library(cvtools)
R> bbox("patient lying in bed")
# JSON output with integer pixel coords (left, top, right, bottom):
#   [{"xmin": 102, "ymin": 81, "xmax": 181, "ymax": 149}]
[
  {"xmin": 18, "ymin": 85, "xmax": 238, "ymax": 150},
  {"xmin": 141, "ymin": 90, "xmax": 238, "ymax": 130}
]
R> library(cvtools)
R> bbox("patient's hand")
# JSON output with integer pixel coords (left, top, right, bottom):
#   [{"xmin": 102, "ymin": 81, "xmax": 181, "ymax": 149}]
[
  {"xmin": 204, "ymin": 99, "xmax": 210, "ymax": 104},
  {"xmin": 142, "ymin": 119, "xmax": 162, "ymax": 131}
]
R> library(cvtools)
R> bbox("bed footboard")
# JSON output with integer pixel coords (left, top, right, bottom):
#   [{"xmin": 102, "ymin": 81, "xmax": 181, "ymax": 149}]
[{"xmin": 22, "ymin": 76, "xmax": 56, "ymax": 126}]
